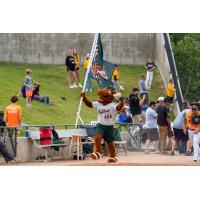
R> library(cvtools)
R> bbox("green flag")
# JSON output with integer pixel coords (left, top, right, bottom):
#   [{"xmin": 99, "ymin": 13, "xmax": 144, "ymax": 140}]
[{"xmin": 89, "ymin": 34, "xmax": 116, "ymax": 88}]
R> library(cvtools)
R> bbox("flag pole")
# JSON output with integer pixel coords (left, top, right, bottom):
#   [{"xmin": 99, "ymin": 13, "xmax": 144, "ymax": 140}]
[{"xmin": 75, "ymin": 33, "xmax": 99, "ymax": 127}]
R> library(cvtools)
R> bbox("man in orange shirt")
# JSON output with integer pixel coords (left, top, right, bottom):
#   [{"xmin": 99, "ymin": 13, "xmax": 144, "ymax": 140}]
[
  {"xmin": 183, "ymin": 103, "xmax": 200, "ymax": 162},
  {"xmin": 5, "ymin": 96, "xmax": 22, "ymax": 136}
]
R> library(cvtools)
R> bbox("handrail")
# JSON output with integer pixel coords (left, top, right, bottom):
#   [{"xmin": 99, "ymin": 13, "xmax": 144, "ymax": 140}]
[{"xmin": 0, "ymin": 122, "xmax": 142, "ymax": 129}]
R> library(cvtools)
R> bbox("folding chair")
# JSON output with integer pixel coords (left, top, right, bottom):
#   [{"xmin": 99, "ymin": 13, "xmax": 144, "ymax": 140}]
[{"xmin": 113, "ymin": 128, "xmax": 127, "ymax": 156}]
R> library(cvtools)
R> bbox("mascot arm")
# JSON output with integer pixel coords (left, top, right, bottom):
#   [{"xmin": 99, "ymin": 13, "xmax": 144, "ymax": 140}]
[
  {"xmin": 80, "ymin": 92, "xmax": 93, "ymax": 108},
  {"xmin": 116, "ymin": 97, "xmax": 125, "ymax": 112}
]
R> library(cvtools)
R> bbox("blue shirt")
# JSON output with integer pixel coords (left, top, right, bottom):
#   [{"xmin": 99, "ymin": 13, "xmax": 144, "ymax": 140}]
[
  {"xmin": 139, "ymin": 79, "xmax": 148, "ymax": 93},
  {"xmin": 24, "ymin": 75, "xmax": 33, "ymax": 90},
  {"xmin": 146, "ymin": 107, "xmax": 158, "ymax": 128},
  {"xmin": 173, "ymin": 109, "xmax": 189, "ymax": 130},
  {"xmin": 118, "ymin": 113, "xmax": 128, "ymax": 123}
]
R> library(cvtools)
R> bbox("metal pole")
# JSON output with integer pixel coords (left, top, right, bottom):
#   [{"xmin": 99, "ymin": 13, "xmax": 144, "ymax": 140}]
[
  {"xmin": 75, "ymin": 33, "xmax": 99, "ymax": 127},
  {"xmin": 163, "ymin": 33, "xmax": 183, "ymax": 112}
]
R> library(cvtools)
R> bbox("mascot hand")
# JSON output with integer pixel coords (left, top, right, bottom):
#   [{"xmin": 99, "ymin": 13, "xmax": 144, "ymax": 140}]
[
  {"xmin": 80, "ymin": 92, "xmax": 85, "ymax": 98},
  {"xmin": 113, "ymin": 92, "xmax": 122, "ymax": 100}
]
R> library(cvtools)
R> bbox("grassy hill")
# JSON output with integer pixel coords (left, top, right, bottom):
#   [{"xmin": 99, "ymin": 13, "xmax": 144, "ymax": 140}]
[{"xmin": 0, "ymin": 62, "xmax": 165, "ymax": 125}]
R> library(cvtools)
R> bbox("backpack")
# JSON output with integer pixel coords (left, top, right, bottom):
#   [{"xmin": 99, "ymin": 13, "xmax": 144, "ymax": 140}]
[{"xmin": 51, "ymin": 129, "xmax": 62, "ymax": 151}]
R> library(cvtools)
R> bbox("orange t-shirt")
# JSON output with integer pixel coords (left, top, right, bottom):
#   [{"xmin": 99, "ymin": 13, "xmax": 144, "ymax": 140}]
[
  {"xmin": 185, "ymin": 110, "xmax": 200, "ymax": 130},
  {"xmin": 5, "ymin": 104, "xmax": 22, "ymax": 127}
]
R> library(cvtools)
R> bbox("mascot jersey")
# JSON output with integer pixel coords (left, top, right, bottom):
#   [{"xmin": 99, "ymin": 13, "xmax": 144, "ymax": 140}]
[{"xmin": 92, "ymin": 102, "xmax": 117, "ymax": 126}]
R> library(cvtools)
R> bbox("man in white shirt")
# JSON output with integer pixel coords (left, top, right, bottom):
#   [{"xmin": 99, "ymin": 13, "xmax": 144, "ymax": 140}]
[{"xmin": 145, "ymin": 101, "xmax": 159, "ymax": 154}]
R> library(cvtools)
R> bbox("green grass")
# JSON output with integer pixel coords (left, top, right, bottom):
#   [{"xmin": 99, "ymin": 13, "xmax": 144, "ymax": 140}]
[{"xmin": 0, "ymin": 62, "xmax": 165, "ymax": 125}]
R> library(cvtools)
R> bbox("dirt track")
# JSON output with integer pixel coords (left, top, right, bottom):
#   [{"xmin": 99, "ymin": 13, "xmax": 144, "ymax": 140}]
[{"xmin": 1, "ymin": 151, "xmax": 200, "ymax": 166}]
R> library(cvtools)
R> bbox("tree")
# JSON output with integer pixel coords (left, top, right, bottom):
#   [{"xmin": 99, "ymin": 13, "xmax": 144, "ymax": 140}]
[{"xmin": 171, "ymin": 33, "xmax": 200, "ymax": 102}]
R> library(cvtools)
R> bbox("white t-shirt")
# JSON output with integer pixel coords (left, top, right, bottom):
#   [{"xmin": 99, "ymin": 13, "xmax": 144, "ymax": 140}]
[
  {"xmin": 146, "ymin": 107, "xmax": 158, "ymax": 128},
  {"xmin": 92, "ymin": 102, "xmax": 117, "ymax": 125}
]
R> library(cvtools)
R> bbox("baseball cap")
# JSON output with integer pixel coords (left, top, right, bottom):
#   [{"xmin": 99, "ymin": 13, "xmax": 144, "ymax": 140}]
[
  {"xmin": 132, "ymin": 87, "xmax": 139, "ymax": 92},
  {"xmin": 157, "ymin": 97, "xmax": 165, "ymax": 102},
  {"xmin": 190, "ymin": 103, "xmax": 198, "ymax": 110}
]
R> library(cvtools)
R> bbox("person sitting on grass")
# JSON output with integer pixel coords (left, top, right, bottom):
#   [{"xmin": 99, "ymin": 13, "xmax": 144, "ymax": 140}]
[{"xmin": 21, "ymin": 84, "xmax": 54, "ymax": 105}]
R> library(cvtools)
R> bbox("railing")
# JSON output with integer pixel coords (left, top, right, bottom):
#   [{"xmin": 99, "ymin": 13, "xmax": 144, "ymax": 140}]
[{"xmin": 0, "ymin": 122, "xmax": 143, "ymax": 157}]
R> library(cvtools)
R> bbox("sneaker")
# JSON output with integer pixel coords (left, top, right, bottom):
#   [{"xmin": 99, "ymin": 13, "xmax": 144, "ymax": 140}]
[
  {"xmin": 14, "ymin": 158, "xmax": 22, "ymax": 163},
  {"xmin": 7, "ymin": 160, "xmax": 17, "ymax": 165},
  {"xmin": 169, "ymin": 151, "xmax": 175, "ymax": 156},
  {"xmin": 26, "ymin": 103, "xmax": 31, "ymax": 109},
  {"xmin": 145, "ymin": 151, "xmax": 150, "ymax": 154},
  {"xmin": 185, "ymin": 151, "xmax": 193, "ymax": 156},
  {"xmin": 154, "ymin": 151, "xmax": 160, "ymax": 154},
  {"xmin": 78, "ymin": 83, "xmax": 83, "ymax": 88},
  {"xmin": 85, "ymin": 89, "xmax": 88, "ymax": 92},
  {"xmin": 69, "ymin": 85, "xmax": 74, "ymax": 89},
  {"xmin": 73, "ymin": 83, "xmax": 78, "ymax": 88},
  {"xmin": 89, "ymin": 88, "xmax": 92, "ymax": 92},
  {"xmin": 193, "ymin": 159, "xmax": 197, "ymax": 162}
]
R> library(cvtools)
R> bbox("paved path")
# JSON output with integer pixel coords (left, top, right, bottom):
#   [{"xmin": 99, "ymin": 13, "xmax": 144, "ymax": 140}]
[{"xmin": 1, "ymin": 151, "xmax": 200, "ymax": 166}]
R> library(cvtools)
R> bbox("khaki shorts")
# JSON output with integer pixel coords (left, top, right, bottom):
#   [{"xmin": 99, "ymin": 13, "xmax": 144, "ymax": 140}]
[{"xmin": 132, "ymin": 114, "xmax": 142, "ymax": 124}]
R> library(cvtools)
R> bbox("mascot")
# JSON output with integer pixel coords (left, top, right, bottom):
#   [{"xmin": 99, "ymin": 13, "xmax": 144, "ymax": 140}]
[{"xmin": 81, "ymin": 88, "xmax": 124, "ymax": 163}]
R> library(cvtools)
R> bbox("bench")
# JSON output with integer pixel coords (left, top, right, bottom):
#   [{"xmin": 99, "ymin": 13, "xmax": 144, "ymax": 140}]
[{"xmin": 30, "ymin": 128, "xmax": 89, "ymax": 161}]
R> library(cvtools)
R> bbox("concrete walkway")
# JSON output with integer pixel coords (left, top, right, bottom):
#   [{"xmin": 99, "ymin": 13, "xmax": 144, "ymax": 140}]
[{"xmin": 1, "ymin": 151, "xmax": 200, "ymax": 166}]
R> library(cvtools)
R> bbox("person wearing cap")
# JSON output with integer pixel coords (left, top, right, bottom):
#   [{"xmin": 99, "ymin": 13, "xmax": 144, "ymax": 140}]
[
  {"xmin": 156, "ymin": 97, "xmax": 171, "ymax": 154},
  {"xmin": 129, "ymin": 88, "xmax": 142, "ymax": 124},
  {"xmin": 145, "ymin": 101, "xmax": 159, "ymax": 154},
  {"xmin": 170, "ymin": 100, "xmax": 192, "ymax": 156},
  {"xmin": 84, "ymin": 53, "xmax": 93, "ymax": 92},
  {"xmin": 145, "ymin": 58, "xmax": 156, "ymax": 90},
  {"xmin": 139, "ymin": 74, "xmax": 149, "ymax": 106},
  {"xmin": 164, "ymin": 97, "xmax": 174, "ymax": 148},
  {"xmin": 183, "ymin": 103, "xmax": 200, "ymax": 162}
]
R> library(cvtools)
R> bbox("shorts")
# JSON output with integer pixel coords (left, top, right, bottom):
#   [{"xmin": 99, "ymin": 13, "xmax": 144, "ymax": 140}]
[
  {"xmin": 147, "ymin": 128, "xmax": 159, "ymax": 141},
  {"xmin": 173, "ymin": 128, "xmax": 189, "ymax": 142},
  {"xmin": 166, "ymin": 96, "xmax": 174, "ymax": 103},
  {"xmin": 26, "ymin": 90, "xmax": 33, "ymax": 97},
  {"xmin": 140, "ymin": 93, "xmax": 148, "ymax": 105},
  {"xmin": 168, "ymin": 128, "xmax": 174, "ymax": 138},
  {"xmin": 95, "ymin": 123, "xmax": 114, "ymax": 143},
  {"xmin": 66, "ymin": 66, "xmax": 75, "ymax": 72}
]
